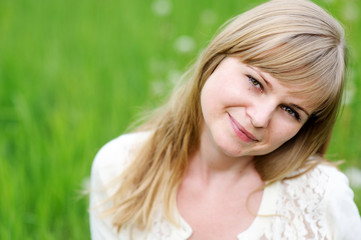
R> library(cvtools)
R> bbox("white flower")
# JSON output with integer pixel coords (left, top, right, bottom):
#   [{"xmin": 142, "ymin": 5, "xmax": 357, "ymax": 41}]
[
  {"xmin": 150, "ymin": 58, "xmax": 166, "ymax": 74},
  {"xmin": 345, "ymin": 167, "xmax": 361, "ymax": 189},
  {"xmin": 81, "ymin": 177, "xmax": 90, "ymax": 194},
  {"xmin": 174, "ymin": 35, "xmax": 196, "ymax": 53},
  {"xmin": 152, "ymin": 0, "xmax": 172, "ymax": 17},
  {"xmin": 342, "ymin": 1, "xmax": 359, "ymax": 22},
  {"xmin": 151, "ymin": 79, "xmax": 166, "ymax": 96},
  {"xmin": 167, "ymin": 69, "xmax": 182, "ymax": 85},
  {"xmin": 200, "ymin": 9, "xmax": 217, "ymax": 26},
  {"xmin": 342, "ymin": 69, "xmax": 355, "ymax": 106}
]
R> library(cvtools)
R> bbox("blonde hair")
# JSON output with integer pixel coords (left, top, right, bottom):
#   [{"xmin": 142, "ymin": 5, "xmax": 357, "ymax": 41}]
[{"xmin": 107, "ymin": 0, "xmax": 347, "ymax": 231}]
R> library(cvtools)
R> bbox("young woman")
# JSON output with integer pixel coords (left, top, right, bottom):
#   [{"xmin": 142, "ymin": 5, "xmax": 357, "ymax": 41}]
[{"xmin": 90, "ymin": 0, "xmax": 361, "ymax": 239}]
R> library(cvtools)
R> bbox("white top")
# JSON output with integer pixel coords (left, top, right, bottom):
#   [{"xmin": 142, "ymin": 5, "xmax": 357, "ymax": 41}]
[{"xmin": 90, "ymin": 132, "xmax": 361, "ymax": 240}]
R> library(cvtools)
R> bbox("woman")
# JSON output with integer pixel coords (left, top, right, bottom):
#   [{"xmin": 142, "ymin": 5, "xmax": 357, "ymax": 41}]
[{"xmin": 90, "ymin": 0, "xmax": 361, "ymax": 239}]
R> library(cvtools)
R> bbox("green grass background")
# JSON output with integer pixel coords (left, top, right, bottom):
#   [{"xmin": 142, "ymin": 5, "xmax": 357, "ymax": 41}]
[{"xmin": 0, "ymin": 0, "xmax": 360, "ymax": 238}]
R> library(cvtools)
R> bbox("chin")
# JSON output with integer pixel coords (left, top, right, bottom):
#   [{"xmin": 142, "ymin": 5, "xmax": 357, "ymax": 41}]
[{"xmin": 214, "ymin": 136, "xmax": 247, "ymax": 157}]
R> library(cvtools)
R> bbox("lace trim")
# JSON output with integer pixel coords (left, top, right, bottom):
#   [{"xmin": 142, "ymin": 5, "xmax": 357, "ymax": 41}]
[{"xmin": 260, "ymin": 166, "xmax": 330, "ymax": 239}]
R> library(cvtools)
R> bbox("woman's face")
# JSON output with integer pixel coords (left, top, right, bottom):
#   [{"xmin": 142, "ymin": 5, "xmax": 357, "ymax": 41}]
[{"xmin": 200, "ymin": 57, "xmax": 312, "ymax": 158}]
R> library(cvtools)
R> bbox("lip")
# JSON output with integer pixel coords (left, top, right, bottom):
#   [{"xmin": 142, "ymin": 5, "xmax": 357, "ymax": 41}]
[{"xmin": 227, "ymin": 113, "xmax": 258, "ymax": 142}]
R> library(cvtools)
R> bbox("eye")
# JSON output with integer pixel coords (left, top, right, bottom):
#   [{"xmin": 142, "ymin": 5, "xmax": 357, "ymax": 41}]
[
  {"xmin": 281, "ymin": 105, "xmax": 300, "ymax": 120},
  {"xmin": 248, "ymin": 75, "xmax": 263, "ymax": 91}
]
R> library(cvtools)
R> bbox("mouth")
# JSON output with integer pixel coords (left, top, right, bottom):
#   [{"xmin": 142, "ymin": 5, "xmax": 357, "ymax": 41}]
[{"xmin": 227, "ymin": 113, "xmax": 259, "ymax": 142}]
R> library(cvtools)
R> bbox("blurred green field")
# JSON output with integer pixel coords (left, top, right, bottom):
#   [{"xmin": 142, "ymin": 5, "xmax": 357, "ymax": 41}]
[{"xmin": 0, "ymin": 0, "xmax": 360, "ymax": 239}]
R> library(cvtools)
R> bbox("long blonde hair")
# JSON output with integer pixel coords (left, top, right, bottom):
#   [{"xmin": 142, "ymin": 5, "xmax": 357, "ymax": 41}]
[{"xmin": 107, "ymin": 0, "xmax": 347, "ymax": 231}]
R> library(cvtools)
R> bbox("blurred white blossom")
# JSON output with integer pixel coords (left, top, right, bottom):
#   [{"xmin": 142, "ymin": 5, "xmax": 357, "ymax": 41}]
[
  {"xmin": 342, "ymin": 69, "xmax": 355, "ymax": 106},
  {"xmin": 174, "ymin": 35, "xmax": 196, "ymax": 53},
  {"xmin": 343, "ymin": 88, "xmax": 355, "ymax": 106},
  {"xmin": 81, "ymin": 177, "xmax": 90, "ymax": 194},
  {"xmin": 167, "ymin": 69, "xmax": 182, "ymax": 85},
  {"xmin": 152, "ymin": 0, "xmax": 172, "ymax": 17},
  {"xmin": 345, "ymin": 167, "xmax": 361, "ymax": 189},
  {"xmin": 200, "ymin": 9, "xmax": 217, "ymax": 26},
  {"xmin": 150, "ymin": 58, "xmax": 166, "ymax": 74},
  {"xmin": 342, "ymin": 1, "xmax": 359, "ymax": 22},
  {"xmin": 151, "ymin": 79, "xmax": 166, "ymax": 96}
]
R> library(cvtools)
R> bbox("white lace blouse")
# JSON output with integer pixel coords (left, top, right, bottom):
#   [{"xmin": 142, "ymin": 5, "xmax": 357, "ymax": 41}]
[{"xmin": 89, "ymin": 132, "xmax": 361, "ymax": 239}]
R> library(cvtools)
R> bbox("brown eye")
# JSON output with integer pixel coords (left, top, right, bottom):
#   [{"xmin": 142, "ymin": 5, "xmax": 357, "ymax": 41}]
[
  {"xmin": 281, "ymin": 105, "xmax": 300, "ymax": 120},
  {"xmin": 248, "ymin": 76, "xmax": 263, "ymax": 91}
]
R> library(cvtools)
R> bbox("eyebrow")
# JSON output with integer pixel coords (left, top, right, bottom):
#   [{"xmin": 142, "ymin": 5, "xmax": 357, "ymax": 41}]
[
  {"xmin": 248, "ymin": 65, "xmax": 273, "ymax": 89},
  {"xmin": 290, "ymin": 103, "xmax": 310, "ymax": 117},
  {"xmin": 247, "ymin": 65, "xmax": 310, "ymax": 117}
]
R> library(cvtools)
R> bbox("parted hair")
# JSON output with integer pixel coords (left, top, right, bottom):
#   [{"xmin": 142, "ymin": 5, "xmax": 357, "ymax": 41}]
[{"xmin": 105, "ymin": 0, "xmax": 347, "ymax": 231}]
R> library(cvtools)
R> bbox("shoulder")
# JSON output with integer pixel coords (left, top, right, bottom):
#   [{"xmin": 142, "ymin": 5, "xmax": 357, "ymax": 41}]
[
  {"xmin": 320, "ymin": 165, "xmax": 361, "ymax": 239},
  {"xmin": 280, "ymin": 164, "xmax": 355, "ymax": 208},
  {"xmin": 89, "ymin": 131, "xmax": 153, "ymax": 239},
  {"xmin": 276, "ymin": 164, "xmax": 361, "ymax": 239},
  {"xmin": 279, "ymin": 164, "xmax": 340, "ymax": 201},
  {"xmin": 282, "ymin": 164, "xmax": 348, "ymax": 193},
  {"xmin": 276, "ymin": 164, "xmax": 338, "ymax": 218},
  {"xmin": 91, "ymin": 131, "xmax": 152, "ymax": 191}
]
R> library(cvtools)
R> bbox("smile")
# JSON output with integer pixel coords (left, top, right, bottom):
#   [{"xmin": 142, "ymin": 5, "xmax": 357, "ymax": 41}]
[{"xmin": 227, "ymin": 113, "xmax": 259, "ymax": 142}]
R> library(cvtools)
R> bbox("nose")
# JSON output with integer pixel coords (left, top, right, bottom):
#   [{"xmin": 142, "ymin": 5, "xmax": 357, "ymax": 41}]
[{"xmin": 247, "ymin": 100, "xmax": 276, "ymax": 128}]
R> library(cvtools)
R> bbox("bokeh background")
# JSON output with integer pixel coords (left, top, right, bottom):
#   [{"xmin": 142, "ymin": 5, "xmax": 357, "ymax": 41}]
[{"xmin": 1, "ymin": 0, "xmax": 360, "ymax": 238}]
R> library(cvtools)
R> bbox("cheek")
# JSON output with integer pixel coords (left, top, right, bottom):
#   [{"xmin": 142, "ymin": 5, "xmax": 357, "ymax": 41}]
[
  {"xmin": 200, "ymin": 78, "xmax": 229, "ymax": 114},
  {"xmin": 200, "ymin": 85, "xmax": 220, "ymax": 124},
  {"xmin": 271, "ymin": 122, "xmax": 302, "ymax": 145}
]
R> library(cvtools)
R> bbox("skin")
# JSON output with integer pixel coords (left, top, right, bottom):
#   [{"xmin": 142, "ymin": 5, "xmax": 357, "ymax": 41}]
[{"xmin": 177, "ymin": 57, "xmax": 312, "ymax": 240}]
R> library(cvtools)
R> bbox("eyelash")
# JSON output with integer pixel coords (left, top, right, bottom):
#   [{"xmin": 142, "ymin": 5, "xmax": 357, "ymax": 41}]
[
  {"xmin": 247, "ymin": 75, "xmax": 301, "ymax": 120},
  {"xmin": 248, "ymin": 75, "xmax": 264, "ymax": 91},
  {"xmin": 281, "ymin": 105, "xmax": 301, "ymax": 120}
]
